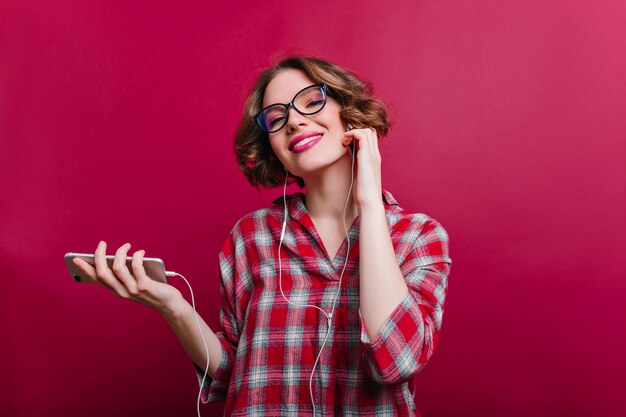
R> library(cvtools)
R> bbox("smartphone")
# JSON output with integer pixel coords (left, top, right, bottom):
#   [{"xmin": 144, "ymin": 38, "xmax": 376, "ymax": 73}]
[{"xmin": 64, "ymin": 252, "xmax": 168, "ymax": 284}]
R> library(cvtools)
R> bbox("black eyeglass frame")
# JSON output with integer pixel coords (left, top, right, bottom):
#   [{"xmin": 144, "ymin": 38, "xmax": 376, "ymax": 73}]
[{"xmin": 254, "ymin": 83, "xmax": 328, "ymax": 133}]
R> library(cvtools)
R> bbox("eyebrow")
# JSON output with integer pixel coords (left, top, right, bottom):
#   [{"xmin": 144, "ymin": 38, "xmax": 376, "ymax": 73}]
[{"xmin": 262, "ymin": 84, "xmax": 314, "ymax": 107}]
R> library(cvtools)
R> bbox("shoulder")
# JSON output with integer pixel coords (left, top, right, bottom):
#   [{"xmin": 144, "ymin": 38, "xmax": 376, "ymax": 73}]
[
  {"xmin": 225, "ymin": 193, "xmax": 295, "ymax": 240},
  {"xmin": 383, "ymin": 189, "xmax": 451, "ymax": 245},
  {"xmin": 385, "ymin": 188, "xmax": 452, "ymax": 265}
]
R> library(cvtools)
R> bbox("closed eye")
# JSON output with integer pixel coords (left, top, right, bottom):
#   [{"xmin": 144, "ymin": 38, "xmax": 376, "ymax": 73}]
[
  {"xmin": 306, "ymin": 99, "xmax": 324, "ymax": 108},
  {"xmin": 269, "ymin": 116, "xmax": 285, "ymax": 128}
]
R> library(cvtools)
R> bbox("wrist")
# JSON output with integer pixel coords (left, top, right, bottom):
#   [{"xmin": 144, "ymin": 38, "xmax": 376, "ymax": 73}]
[
  {"xmin": 358, "ymin": 200, "xmax": 385, "ymax": 217},
  {"xmin": 159, "ymin": 297, "xmax": 194, "ymax": 323}
]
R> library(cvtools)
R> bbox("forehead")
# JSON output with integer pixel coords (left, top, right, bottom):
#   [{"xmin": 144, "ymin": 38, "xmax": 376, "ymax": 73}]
[{"xmin": 262, "ymin": 69, "xmax": 315, "ymax": 107}]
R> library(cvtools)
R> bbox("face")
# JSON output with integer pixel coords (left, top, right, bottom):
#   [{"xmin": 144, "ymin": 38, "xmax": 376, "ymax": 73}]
[{"xmin": 262, "ymin": 69, "xmax": 349, "ymax": 181}]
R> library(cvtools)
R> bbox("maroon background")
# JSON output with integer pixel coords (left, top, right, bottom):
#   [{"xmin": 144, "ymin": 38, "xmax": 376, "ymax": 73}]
[{"xmin": 1, "ymin": 1, "xmax": 624, "ymax": 416}]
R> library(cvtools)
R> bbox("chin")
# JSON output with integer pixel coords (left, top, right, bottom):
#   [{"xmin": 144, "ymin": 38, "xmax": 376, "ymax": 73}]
[{"xmin": 292, "ymin": 153, "xmax": 350, "ymax": 177}]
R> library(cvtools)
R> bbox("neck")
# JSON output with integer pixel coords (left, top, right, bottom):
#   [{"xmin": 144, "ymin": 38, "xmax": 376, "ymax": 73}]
[{"xmin": 301, "ymin": 151, "xmax": 359, "ymax": 222}]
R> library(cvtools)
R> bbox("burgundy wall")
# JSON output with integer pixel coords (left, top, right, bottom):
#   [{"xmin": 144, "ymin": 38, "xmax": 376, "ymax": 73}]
[{"xmin": 1, "ymin": 1, "xmax": 624, "ymax": 416}]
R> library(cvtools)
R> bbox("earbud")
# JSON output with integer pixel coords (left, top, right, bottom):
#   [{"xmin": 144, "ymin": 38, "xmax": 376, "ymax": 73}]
[{"xmin": 346, "ymin": 123, "xmax": 354, "ymax": 132}]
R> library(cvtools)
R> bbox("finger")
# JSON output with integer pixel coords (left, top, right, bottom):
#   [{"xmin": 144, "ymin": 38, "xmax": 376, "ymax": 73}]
[
  {"xmin": 343, "ymin": 130, "xmax": 362, "ymax": 151},
  {"xmin": 342, "ymin": 130, "xmax": 355, "ymax": 147},
  {"xmin": 94, "ymin": 241, "xmax": 113, "ymax": 279},
  {"xmin": 94, "ymin": 241, "xmax": 131, "ymax": 298},
  {"xmin": 73, "ymin": 257, "xmax": 97, "ymax": 281},
  {"xmin": 368, "ymin": 128, "xmax": 376, "ymax": 155},
  {"xmin": 112, "ymin": 243, "xmax": 139, "ymax": 295},
  {"xmin": 357, "ymin": 130, "xmax": 372, "ymax": 154},
  {"xmin": 131, "ymin": 249, "xmax": 150, "ymax": 291},
  {"xmin": 363, "ymin": 129, "xmax": 375, "ymax": 155},
  {"xmin": 370, "ymin": 128, "xmax": 381, "ymax": 158},
  {"xmin": 355, "ymin": 128, "xmax": 376, "ymax": 160},
  {"xmin": 370, "ymin": 130, "xmax": 382, "ymax": 191}
]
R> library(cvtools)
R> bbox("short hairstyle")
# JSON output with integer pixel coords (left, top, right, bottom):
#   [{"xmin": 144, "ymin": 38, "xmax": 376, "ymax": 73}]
[{"xmin": 234, "ymin": 56, "xmax": 392, "ymax": 189}]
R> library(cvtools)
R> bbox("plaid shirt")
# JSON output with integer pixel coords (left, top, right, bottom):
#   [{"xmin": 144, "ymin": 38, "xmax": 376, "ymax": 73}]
[{"xmin": 196, "ymin": 189, "xmax": 452, "ymax": 416}]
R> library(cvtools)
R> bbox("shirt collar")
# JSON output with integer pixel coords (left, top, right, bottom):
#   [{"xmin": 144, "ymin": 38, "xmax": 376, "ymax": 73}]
[{"xmin": 382, "ymin": 189, "xmax": 398, "ymax": 206}]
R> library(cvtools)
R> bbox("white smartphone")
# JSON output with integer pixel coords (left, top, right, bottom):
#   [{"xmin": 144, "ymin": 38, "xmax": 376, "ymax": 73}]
[{"xmin": 64, "ymin": 252, "xmax": 168, "ymax": 284}]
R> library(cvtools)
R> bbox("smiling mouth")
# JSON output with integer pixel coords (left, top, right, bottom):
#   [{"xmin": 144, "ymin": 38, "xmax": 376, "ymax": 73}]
[
  {"xmin": 290, "ymin": 134, "xmax": 323, "ymax": 153},
  {"xmin": 292, "ymin": 134, "xmax": 321, "ymax": 149}
]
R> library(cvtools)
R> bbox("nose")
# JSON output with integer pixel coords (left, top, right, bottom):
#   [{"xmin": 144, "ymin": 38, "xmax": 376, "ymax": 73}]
[{"xmin": 285, "ymin": 105, "xmax": 307, "ymax": 133}]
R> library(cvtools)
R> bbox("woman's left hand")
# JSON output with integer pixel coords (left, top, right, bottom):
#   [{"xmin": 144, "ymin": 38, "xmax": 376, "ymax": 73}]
[{"xmin": 342, "ymin": 127, "xmax": 383, "ymax": 210}]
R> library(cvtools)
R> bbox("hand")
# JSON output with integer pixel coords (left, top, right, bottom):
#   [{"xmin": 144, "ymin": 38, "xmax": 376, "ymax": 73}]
[
  {"xmin": 73, "ymin": 241, "xmax": 184, "ymax": 315},
  {"xmin": 342, "ymin": 127, "xmax": 383, "ymax": 209}
]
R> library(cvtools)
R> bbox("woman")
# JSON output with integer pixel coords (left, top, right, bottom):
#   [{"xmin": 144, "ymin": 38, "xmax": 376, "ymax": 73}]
[{"xmin": 73, "ymin": 56, "xmax": 452, "ymax": 416}]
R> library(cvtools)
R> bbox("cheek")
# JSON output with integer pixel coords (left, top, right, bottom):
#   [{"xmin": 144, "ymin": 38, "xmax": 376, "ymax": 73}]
[
  {"xmin": 268, "ymin": 135, "xmax": 281, "ymax": 151},
  {"xmin": 268, "ymin": 136, "xmax": 287, "ymax": 160},
  {"xmin": 322, "ymin": 105, "xmax": 344, "ymax": 131},
  {"xmin": 321, "ymin": 113, "xmax": 346, "ymax": 136}
]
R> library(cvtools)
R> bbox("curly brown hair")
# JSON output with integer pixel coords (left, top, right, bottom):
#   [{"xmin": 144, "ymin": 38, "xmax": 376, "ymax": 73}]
[{"xmin": 234, "ymin": 56, "xmax": 392, "ymax": 189}]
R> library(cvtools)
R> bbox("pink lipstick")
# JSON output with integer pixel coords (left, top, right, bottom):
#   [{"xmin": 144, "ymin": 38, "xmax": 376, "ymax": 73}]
[{"xmin": 289, "ymin": 132, "xmax": 323, "ymax": 153}]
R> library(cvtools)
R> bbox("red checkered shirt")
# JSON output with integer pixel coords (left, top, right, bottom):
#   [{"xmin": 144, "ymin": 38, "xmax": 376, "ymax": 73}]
[{"xmin": 196, "ymin": 189, "xmax": 452, "ymax": 416}]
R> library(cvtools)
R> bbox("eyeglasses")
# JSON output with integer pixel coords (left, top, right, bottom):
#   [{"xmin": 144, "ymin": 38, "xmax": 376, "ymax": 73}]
[{"xmin": 254, "ymin": 83, "xmax": 328, "ymax": 133}]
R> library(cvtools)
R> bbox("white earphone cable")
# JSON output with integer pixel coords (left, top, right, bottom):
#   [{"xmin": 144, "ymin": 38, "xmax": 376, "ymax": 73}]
[
  {"xmin": 167, "ymin": 271, "xmax": 210, "ymax": 417},
  {"xmin": 167, "ymin": 134, "xmax": 356, "ymax": 417},
  {"xmin": 278, "ymin": 141, "xmax": 356, "ymax": 416}
]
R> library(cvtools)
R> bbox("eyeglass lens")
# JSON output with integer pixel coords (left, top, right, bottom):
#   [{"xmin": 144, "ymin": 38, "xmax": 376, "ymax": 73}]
[{"xmin": 259, "ymin": 85, "xmax": 326, "ymax": 132}]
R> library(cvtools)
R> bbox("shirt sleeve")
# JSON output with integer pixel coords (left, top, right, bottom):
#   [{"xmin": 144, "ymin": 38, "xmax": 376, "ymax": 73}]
[
  {"xmin": 193, "ymin": 220, "xmax": 252, "ymax": 403},
  {"xmin": 360, "ymin": 216, "xmax": 452, "ymax": 385}
]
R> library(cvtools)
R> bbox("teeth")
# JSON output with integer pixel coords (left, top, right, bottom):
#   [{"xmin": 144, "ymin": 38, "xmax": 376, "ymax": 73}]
[{"xmin": 293, "ymin": 135, "xmax": 321, "ymax": 149}]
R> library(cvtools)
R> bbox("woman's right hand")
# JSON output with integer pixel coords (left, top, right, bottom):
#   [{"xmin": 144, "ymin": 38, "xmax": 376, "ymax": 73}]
[{"xmin": 73, "ymin": 241, "xmax": 185, "ymax": 316}]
